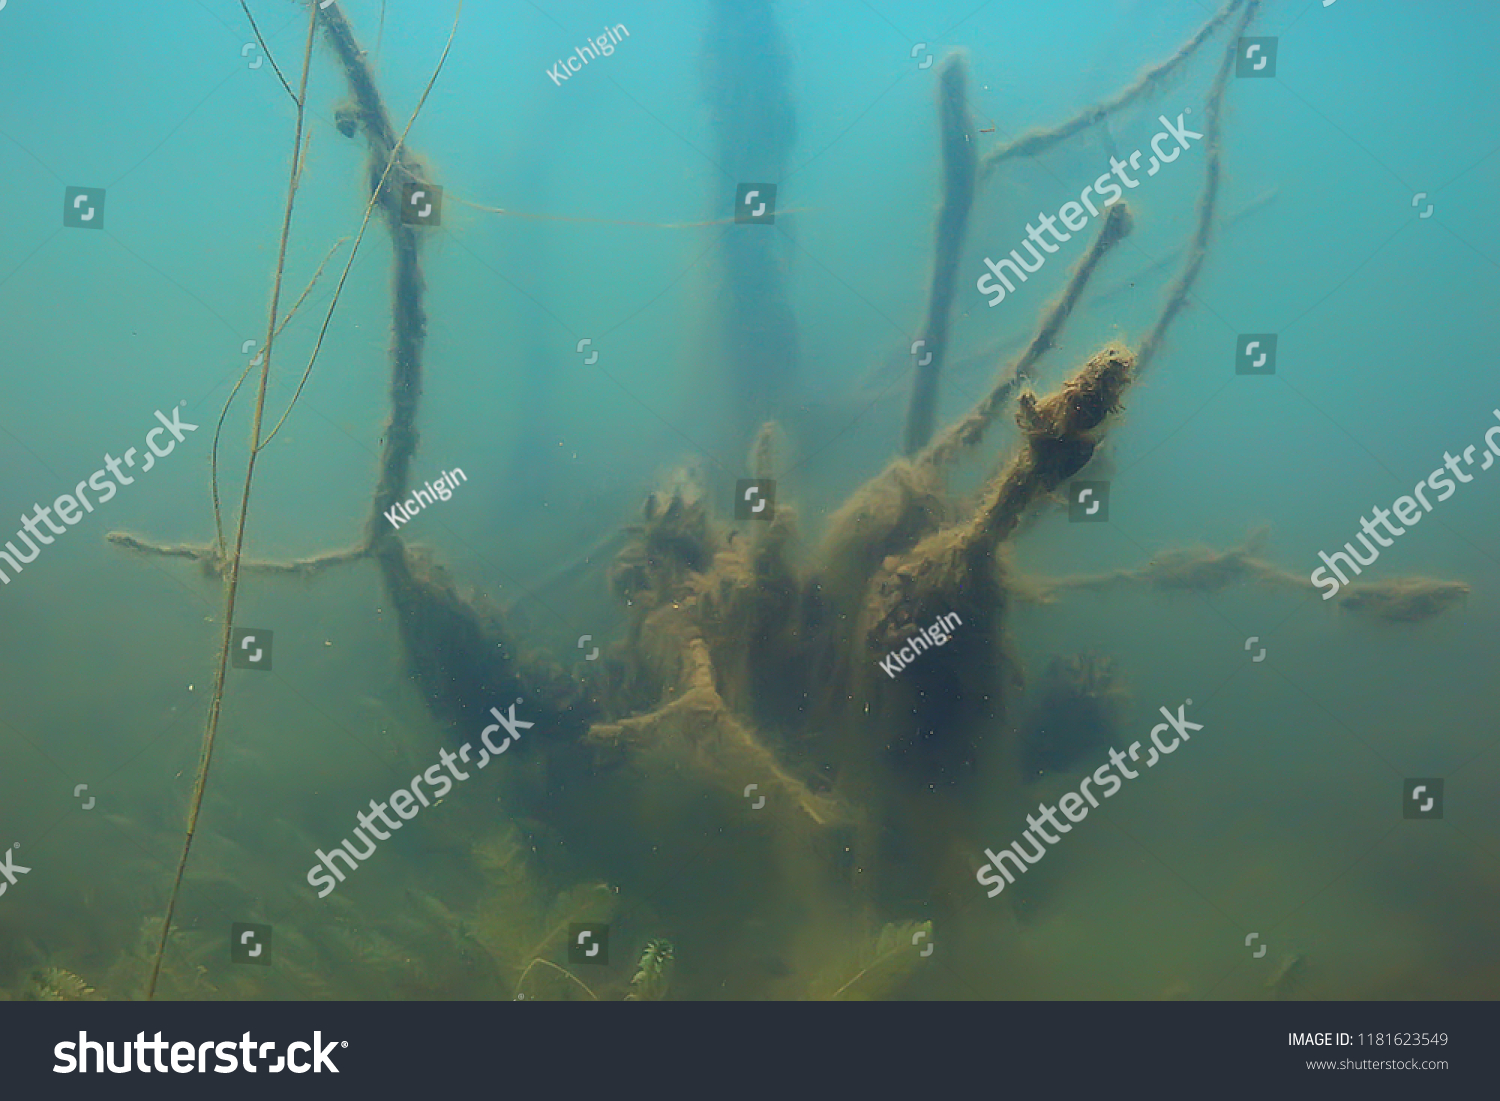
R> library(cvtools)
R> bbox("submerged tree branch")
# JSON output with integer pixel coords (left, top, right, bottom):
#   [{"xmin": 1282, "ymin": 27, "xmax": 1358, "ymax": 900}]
[{"xmin": 979, "ymin": 0, "xmax": 1244, "ymax": 180}]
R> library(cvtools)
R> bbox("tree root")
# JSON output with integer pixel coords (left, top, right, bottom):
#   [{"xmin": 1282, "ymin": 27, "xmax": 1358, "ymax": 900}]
[
  {"xmin": 1137, "ymin": 0, "xmax": 1260, "ymax": 374},
  {"xmin": 588, "ymin": 633, "xmax": 850, "ymax": 830},
  {"xmin": 865, "ymin": 344, "xmax": 1136, "ymax": 638},
  {"xmin": 904, "ymin": 52, "xmax": 978, "ymax": 456},
  {"xmin": 922, "ymin": 201, "xmax": 1133, "ymax": 472},
  {"xmin": 820, "ymin": 204, "xmax": 1134, "ymax": 616},
  {"xmin": 1025, "ymin": 527, "xmax": 1470, "ymax": 625},
  {"xmin": 1336, "ymin": 578, "xmax": 1470, "ymax": 624},
  {"xmin": 106, "ymin": 531, "xmax": 368, "ymax": 579}
]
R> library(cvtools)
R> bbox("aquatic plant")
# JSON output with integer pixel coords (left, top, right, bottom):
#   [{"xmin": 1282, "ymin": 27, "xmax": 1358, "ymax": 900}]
[
  {"xmin": 626, "ymin": 939, "xmax": 676, "ymax": 1002},
  {"xmin": 20, "ymin": 967, "xmax": 100, "ymax": 1002},
  {"xmin": 1265, "ymin": 952, "xmax": 1310, "ymax": 1001},
  {"xmin": 805, "ymin": 921, "xmax": 934, "ymax": 1001}
]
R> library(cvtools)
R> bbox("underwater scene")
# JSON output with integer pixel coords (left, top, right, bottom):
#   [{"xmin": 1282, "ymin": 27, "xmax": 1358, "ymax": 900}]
[{"xmin": 0, "ymin": 0, "xmax": 1497, "ymax": 1006}]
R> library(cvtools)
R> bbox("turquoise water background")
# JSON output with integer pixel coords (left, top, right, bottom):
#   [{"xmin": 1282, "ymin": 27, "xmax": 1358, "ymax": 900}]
[{"xmin": 0, "ymin": 0, "xmax": 1496, "ymax": 998}]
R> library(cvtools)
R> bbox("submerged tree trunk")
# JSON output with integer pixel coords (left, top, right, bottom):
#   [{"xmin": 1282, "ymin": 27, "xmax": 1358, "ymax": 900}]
[{"xmin": 699, "ymin": 0, "xmax": 800, "ymax": 451}]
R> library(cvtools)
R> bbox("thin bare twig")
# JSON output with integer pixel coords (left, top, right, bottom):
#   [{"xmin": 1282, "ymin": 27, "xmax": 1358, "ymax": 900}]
[
  {"xmin": 238, "ymin": 0, "xmax": 297, "ymax": 103},
  {"xmin": 979, "ymin": 0, "xmax": 1244, "ymax": 180},
  {"xmin": 211, "ymin": 236, "xmax": 349, "ymax": 555},
  {"xmin": 516, "ymin": 957, "xmax": 600, "ymax": 1001},
  {"xmin": 146, "ymin": 0, "xmax": 321, "ymax": 1001},
  {"xmin": 106, "ymin": 531, "xmax": 367, "ymax": 577}
]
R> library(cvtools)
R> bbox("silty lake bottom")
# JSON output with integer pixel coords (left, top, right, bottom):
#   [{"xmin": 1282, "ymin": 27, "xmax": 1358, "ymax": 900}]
[{"xmin": 0, "ymin": 0, "xmax": 1496, "ymax": 1003}]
